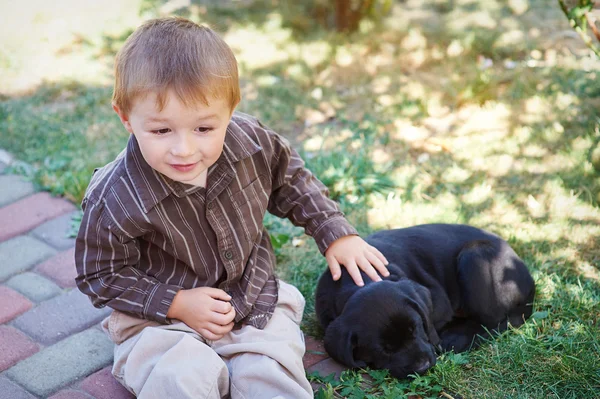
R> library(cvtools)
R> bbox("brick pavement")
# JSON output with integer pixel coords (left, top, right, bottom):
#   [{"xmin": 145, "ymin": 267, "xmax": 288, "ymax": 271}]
[{"xmin": 0, "ymin": 150, "xmax": 345, "ymax": 398}]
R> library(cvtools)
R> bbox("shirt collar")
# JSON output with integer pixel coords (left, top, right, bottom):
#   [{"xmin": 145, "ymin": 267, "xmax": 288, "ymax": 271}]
[
  {"xmin": 125, "ymin": 113, "xmax": 262, "ymax": 214},
  {"xmin": 221, "ymin": 112, "xmax": 262, "ymax": 163}
]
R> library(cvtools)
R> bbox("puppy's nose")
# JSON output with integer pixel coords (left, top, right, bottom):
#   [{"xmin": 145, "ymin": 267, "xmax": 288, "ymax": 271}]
[{"xmin": 414, "ymin": 359, "xmax": 432, "ymax": 374}]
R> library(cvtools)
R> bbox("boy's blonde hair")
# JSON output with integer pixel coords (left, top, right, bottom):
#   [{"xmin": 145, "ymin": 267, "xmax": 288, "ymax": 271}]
[{"xmin": 112, "ymin": 17, "xmax": 240, "ymax": 115}]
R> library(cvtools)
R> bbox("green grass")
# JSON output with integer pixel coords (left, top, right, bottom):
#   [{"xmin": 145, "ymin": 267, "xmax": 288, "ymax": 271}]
[
  {"xmin": 1, "ymin": 0, "xmax": 599, "ymax": 397},
  {"xmin": 0, "ymin": 83, "xmax": 125, "ymax": 201}
]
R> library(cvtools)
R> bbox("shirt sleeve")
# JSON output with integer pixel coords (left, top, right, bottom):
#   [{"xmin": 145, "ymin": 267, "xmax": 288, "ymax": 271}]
[
  {"xmin": 74, "ymin": 197, "xmax": 180, "ymax": 323},
  {"xmin": 264, "ymin": 128, "xmax": 359, "ymax": 254}
]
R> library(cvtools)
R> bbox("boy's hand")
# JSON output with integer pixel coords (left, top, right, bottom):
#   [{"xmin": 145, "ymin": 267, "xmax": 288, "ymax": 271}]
[
  {"xmin": 167, "ymin": 287, "xmax": 236, "ymax": 340},
  {"xmin": 325, "ymin": 235, "xmax": 389, "ymax": 286}
]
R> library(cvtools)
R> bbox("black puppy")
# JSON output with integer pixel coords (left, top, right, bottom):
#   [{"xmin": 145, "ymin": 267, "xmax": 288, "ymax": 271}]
[{"xmin": 315, "ymin": 224, "xmax": 535, "ymax": 379}]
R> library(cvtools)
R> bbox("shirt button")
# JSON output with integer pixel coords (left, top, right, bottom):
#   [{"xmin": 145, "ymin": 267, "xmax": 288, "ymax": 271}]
[
  {"xmin": 207, "ymin": 202, "xmax": 214, "ymax": 210},
  {"xmin": 224, "ymin": 250, "xmax": 233, "ymax": 260}
]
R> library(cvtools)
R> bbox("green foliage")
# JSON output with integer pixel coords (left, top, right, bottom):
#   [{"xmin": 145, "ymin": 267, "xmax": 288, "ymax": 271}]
[
  {"xmin": 304, "ymin": 116, "xmax": 395, "ymax": 206},
  {"xmin": 0, "ymin": 83, "xmax": 126, "ymax": 202},
  {"xmin": 560, "ymin": 0, "xmax": 594, "ymax": 23},
  {"xmin": 557, "ymin": 0, "xmax": 600, "ymax": 57},
  {"xmin": 309, "ymin": 367, "xmax": 446, "ymax": 399},
  {"xmin": 68, "ymin": 210, "xmax": 83, "ymax": 238},
  {"xmin": 269, "ymin": 232, "xmax": 290, "ymax": 251}
]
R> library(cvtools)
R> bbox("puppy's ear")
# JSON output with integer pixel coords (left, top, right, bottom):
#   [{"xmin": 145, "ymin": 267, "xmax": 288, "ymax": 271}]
[
  {"xmin": 323, "ymin": 317, "xmax": 367, "ymax": 368},
  {"xmin": 408, "ymin": 285, "xmax": 440, "ymax": 346}
]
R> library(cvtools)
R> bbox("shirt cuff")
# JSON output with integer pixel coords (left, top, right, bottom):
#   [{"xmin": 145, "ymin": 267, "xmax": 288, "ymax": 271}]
[
  {"xmin": 311, "ymin": 216, "xmax": 359, "ymax": 255},
  {"xmin": 145, "ymin": 282, "xmax": 181, "ymax": 324}
]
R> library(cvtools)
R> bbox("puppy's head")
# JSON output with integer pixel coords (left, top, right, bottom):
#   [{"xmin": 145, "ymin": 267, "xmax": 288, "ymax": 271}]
[{"xmin": 324, "ymin": 280, "xmax": 439, "ymax": 379}]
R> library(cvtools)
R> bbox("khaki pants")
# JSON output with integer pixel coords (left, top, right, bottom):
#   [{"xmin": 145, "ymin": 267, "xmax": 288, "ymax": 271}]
[{"xmin": 102, "ymin": 281, "xmax": 313, "ymax": 399}]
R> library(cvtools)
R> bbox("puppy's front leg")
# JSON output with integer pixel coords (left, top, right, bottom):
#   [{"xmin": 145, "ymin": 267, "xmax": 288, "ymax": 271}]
[{"xmin": 437, "ymin": 319, "xmax": 489, "ymax": 353}]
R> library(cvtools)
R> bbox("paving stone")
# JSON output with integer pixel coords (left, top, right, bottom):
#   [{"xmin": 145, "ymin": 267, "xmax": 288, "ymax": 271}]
[
  {"xmin": 0, "ymin": 235, "xmax": 57, "ymax": 282},
  {"xmin": 13, "ymin": 288, "xmax": 111, "ymax": 345},
  {"xmin": 0, "ymin": 149, "xmax": 14, "ymax": 165},
  {"xmin": 5, "ymin": 328, "xmax": 114, "ymax": 397},
  {"xmin": 30, "ymin": 211, "xmax": 79, "ymax": 250},
  {"xmin": 6, "ymin": 272, "xmax": 63, "ymax": 302},
  {"xmin": 48, "ymin": 389, "xmax": 95, "ymax": 399},
  {"xmin": 306, "ymin": 357, "xmax": 346, "ymax": 380},
  {"xmin": 0, "ymin": 286, "xmax": 33, "ymax": 324},
  {"xmin": 0, "ymin": 375, "xmax": 36, "ymax": 399},
  {"xmin": 0, "ymin": 325, "xmax": 40, "ymax": 372},
  {"xmin": 0, "ymin": 192, "xmax": 76, "ymax": 242},
  {"xmin": 303, "ymin": 335, "xmax": 329, "ymax": 369},
  {"xmin": 81, "ymin": 367, "xmax": 134, "ymax": 399},
  {"xmin": 0, "ymin": 175, "xmax": 35, "ymax": 207},
  {"xmin": 35, "ymin": 247, "xmax": 77, "ymax": 288}
]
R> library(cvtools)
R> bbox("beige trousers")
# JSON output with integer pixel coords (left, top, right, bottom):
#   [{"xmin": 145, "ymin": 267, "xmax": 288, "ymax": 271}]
[{"xmin": 101, "ymin": 281, "xmax": 313, "ymax": 399}]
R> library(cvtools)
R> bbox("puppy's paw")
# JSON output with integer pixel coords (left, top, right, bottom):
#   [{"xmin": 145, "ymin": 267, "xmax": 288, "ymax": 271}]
[{"xmin": 439, "ymin": 333, "xmax": 474, "ymax": 353}]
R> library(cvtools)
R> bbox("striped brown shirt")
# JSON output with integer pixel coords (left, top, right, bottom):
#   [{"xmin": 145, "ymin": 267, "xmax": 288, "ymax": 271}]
[{"xmin": 75, "ymin": 112, "xmax": 358, "ymax": 329}]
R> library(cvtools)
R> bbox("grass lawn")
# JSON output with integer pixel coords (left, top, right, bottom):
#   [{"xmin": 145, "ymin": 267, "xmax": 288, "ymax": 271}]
[{"xmin": 1, "ymin": 0, "xmax": 599, "ymax": 397}]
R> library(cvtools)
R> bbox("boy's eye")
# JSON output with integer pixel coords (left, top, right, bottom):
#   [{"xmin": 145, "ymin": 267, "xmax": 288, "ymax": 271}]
[
  {"xmin": 151, "ymin": 128, "xmax": 171, "ymax": 135},
  {"xmin": 196, "ymin": 126, "xmax": 212, "ymax": 133}
]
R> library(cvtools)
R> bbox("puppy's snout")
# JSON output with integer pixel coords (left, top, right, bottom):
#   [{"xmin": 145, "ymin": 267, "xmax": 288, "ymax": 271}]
[{"xmin": 414, "ymin": 359, "xmax": 433, "ymax": 374}]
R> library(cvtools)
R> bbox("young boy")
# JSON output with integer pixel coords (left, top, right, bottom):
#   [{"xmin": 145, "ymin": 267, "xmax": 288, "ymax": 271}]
[{"xmin": 75, "ymin": 17, "xmax": 389, "ymax": 399}]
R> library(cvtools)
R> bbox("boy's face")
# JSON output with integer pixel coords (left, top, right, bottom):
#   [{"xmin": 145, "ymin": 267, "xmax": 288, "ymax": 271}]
[{"xmin": 114, "ymin": 90, "xmax": 233, "ymax": 187}]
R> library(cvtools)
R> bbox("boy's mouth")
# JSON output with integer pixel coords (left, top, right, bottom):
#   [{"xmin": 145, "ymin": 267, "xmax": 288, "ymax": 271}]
[{"xmin": 170, "ymin": 163, "xmax": 197, "ymax": 172}]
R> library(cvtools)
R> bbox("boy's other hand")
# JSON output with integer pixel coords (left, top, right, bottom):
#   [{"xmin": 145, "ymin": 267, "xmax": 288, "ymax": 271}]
[
  {"xmin": 167, "ymin": 287, "xmax": 236, "ymax": 340},
  {"xmin": 325, "ymin": 235, "xmax": 389, "ymax": 287}
]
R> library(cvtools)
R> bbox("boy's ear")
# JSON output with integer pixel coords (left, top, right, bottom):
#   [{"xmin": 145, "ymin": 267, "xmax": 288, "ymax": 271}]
[{"xmin": 112, "ymin": 103, "xmax": 134, "ymax": 134}]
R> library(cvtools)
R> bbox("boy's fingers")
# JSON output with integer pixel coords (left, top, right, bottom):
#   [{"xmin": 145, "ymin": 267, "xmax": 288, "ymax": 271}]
[
  {"xmin": 357, "ymin": 256, "xmax": 381, "ymax": 282},
  {"xmin": 211, "ymin": 299, "xmax": 233, "ymax": 314},
  {"xmin": 345, "ymin": 261, "xmax": 364, "ymax": 287},
  {"xmin": 222, "ymin": 307, "xmax": 236, "ymax": 324},
  {"xmin": 371, "ymin": 246, "xmax": 389, "ymax": 265},
  {"xmin": 211, "ymin": 310, "xmax": 234, "ymax": 326},
  {"xmin": 206, "ymin": 321, "xmax": 234, "ymax": 336},
  {"xmin": 198, "ymin": 327, "xmax": 222, "ymax": 341},
  {"xmin": 366, "ymin": 251, "xmax": 389, "ymax": 277},
  {"xmin": 205, "ymin": 287, "xmax": 232, "ymax": 301},
  {"xmin": 327, "ymin": 255, "xmax": 342, "ymax": 281}
]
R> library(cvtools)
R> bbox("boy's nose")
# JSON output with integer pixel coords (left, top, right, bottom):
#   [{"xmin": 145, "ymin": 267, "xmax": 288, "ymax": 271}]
[{"xmin": 171, "ymin": 134, "xmax": 194, "ymax": 157}]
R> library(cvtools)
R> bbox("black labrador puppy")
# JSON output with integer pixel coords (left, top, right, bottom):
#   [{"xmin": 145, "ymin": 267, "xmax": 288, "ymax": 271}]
[{"xmin": 315, "ymin": 224, "xmax": 535, "ymax": 379}]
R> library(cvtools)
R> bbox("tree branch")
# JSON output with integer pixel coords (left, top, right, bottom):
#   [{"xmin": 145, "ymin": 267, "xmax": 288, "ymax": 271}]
[
  {"xmin": 585, "ymin": 11, "xmax": 600, "ymax": 42},
  {"xmin": 557, "ymin": 0, "xmax": 600, "ymax": 57}
]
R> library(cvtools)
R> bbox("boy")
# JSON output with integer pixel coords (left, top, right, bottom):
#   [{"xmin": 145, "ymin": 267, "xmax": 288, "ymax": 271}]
[{"xmin": 75, "ymin": 17, "xmax": 389, "ymax": 399}]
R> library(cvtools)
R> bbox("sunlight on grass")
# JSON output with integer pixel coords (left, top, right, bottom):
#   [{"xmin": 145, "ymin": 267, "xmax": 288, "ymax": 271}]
[
  {"xmin": 0, "ymin": 0, "xmax": 143, "ymax": 94},
  {"xmin": 523, "ymin": 95, "xmax": 555, "ymax": 123},
  {"xmin": 226, "ymin": 14, "xmax": 293, "ymax": 70},
  {"xmin": 297, "ymin": 41, "xmax": 333, "ymax": 68},
  {"xmin": 367, "ymin": 192, "xmax": 463, "ymax": 230},
  {"xmin": 536, "ymin": 274, "xmax": 560, "ymax": 300},
  {"xmin": 462, "ymin": 183, "xmax": 494, "ymax": 205}
]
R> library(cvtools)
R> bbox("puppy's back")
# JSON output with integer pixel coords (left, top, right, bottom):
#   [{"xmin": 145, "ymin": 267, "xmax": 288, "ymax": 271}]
[
  {"xmin": 366, "ymin": 224, "xmax": 502, "ymax": 256},
  {"xmin": 366, "ymin": 224, "xmax": 505, "ymax": 285}
]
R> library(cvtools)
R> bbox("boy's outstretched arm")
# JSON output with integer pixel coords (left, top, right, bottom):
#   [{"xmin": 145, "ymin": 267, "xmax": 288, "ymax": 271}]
[
  {"xmin": 255, "ymin": 119, "xmax": 389, "ymax": 285},
  {"xmin": 325, "ymin": 235, "xmax": 389, "ymax": 286}
]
